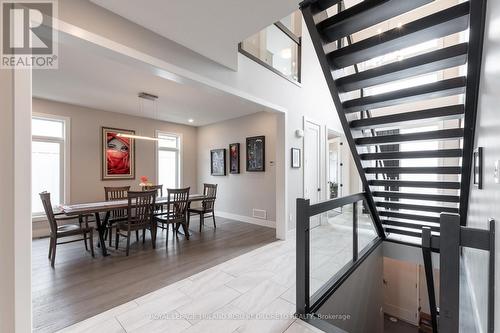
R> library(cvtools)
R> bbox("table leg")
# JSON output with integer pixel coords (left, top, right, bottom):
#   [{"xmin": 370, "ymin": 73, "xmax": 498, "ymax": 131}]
[
  {"xmin": 177, "ymin": 202, "xmax": 193, "ymax": 236},
  {"xmin": 94, "ymin": 211, "xmax": 110, "ymax": 256}
]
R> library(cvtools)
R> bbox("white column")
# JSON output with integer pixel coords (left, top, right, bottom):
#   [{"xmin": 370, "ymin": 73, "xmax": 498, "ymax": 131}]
[{"xmin": 0, "ymin": 68, "xmax": 32, "ymax": 333}]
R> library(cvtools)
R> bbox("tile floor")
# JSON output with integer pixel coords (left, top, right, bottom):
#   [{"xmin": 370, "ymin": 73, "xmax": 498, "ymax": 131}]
[{"xmin": 59, "ymin": 209, "xmax": 377, "ymax": 333}]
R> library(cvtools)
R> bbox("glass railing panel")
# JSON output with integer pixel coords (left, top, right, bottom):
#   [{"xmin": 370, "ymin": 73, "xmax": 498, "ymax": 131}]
[
  {"xmin": 357, "ymin": 201, "xmax": 378, "ymax": 255},
  {"xmin": 309, "ymin": 204, "xmax": 353, "ymax": 298}
]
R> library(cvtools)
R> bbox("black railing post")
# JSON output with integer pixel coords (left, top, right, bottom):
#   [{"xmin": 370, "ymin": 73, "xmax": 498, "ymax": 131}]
[
  {"xmin": 488, "ymin": 219, "xmax": 495, "ymax": 333},
  {"xmin": 296, "ymin": 198, "xmax": 311, "ymax": 316},
  {"xmin": 422, "ymin": 227, "xmax": 438, "ymax": 333},
  {"xmin": 439, "ymin": 213, "xmax": 460, "ymax": 333},
  {"xmin": 353, "ymin": 201, "xmax": 358, "ymax": 262}
]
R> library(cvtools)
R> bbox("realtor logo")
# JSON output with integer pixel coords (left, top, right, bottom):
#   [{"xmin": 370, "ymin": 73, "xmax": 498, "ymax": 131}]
[{"xmin": 1, "ymin": 0, "xmax": 58, "ymax": 68}]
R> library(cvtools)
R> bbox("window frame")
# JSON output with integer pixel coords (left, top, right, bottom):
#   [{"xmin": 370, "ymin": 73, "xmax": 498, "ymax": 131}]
[
  {"xmin": 238, "ymin": 19, "xmax": 302, "ymax": 85},
  {"xmin": 155, "ymin": 130, "xmax": 182, "ymax": 190},
  {"xmin": 31, "ymin": 113, "xmax": 70, "ymax": 220}
]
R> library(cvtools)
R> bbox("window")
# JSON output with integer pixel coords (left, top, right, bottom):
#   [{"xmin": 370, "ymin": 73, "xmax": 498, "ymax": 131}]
[
  {"xmin": 239, "ymin": 11, "xmax": 302, "ymax": 83},
  {"xmin": 32, "ymin": 115, "xmax": 69, "ymax": 216},
  {"xmin": 156, "ymin": 132, "xmax": 180, "ymax": 189}
]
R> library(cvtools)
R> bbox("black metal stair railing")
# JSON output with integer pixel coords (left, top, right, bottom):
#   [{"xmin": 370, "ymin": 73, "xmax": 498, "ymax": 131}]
[
  {"xmin": 296, "ymin": 193, "xmax": 383, "ymax": 317},
  {"xmin": 421, "ymin": 214, "xmax": 495, "ymax": 333}
]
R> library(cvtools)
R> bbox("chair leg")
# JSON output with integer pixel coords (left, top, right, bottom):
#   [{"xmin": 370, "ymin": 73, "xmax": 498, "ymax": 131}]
[
  {"xmin": 48, "ymin": 237, "xmax": 53, "ymax": 259},
  {"xmin": 89, "ymin": 230, "xmax": 95, "ymax": 258},
  {"xmin": 108, "ymin": 226, "xmax": 113, "ymax": 247},
  {"xmin": 115, "ymin": 228, "xmax": 120, "ymax": 250},
  {"xmin": 199, "ymin": 213, "xmax": 204, "ymax": 232},
  {"xmin": 142, "ymin": 228, "xmax": 146, "ymax": 244},
  {"xmin": 181, "ymin": 223, "xmax": 190, "ymax": 240},
  {"xmin": 79, "ymin": 216, "xmax": 88, "ymax": 250},
  {"xmin": 50, "ymin": 239, "xmax": 57, "ymax": 268},
  {"xmin": 213, "ymin": 213, "xmax": 216, "ymax": 229},
  {"xmin": 166, "ymin": 223, "xmax": 169, "ymax": 241},
  {"xmin": 151, "ymin": 223, "xmax": 157, "ymax": 249},
  {"xmin": 126, "ymin": 231, "xmax": 131, "ymax": 256},
  {"xmin": 135, "ymin": 230, "xmax": 139, "ymax": 242}
]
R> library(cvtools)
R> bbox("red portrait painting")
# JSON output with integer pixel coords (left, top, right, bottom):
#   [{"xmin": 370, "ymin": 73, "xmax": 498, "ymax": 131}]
[{"xmin": 102, "ymin": 127, "xmax": 135, "ymax": 180}]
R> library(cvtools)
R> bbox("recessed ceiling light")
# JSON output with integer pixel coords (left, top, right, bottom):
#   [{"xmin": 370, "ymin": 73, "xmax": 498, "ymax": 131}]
[
  {"xmin": 377, "ymin": 28, "xmax": 382, "ymax": 34},
  {"xmin": 188, "ymin": 119, "xmax": 194, "ymax": 123},
  {"xmin": 397, "ymin": 22, "xmax": 403, "ymax": 28}
]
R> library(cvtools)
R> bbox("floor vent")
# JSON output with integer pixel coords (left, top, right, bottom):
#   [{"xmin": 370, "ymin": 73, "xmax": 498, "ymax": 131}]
[{"xmin": 252, "ymin": 209, "xmax": 267, "ymax": 220}]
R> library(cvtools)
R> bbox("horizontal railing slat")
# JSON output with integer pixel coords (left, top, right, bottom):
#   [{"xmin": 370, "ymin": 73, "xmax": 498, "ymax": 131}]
[{"xmin": 307, "ymin": 192, "xmax": 366, "ymax": 217}]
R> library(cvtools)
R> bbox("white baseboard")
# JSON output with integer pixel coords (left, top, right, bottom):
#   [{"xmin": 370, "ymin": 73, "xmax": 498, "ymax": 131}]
[
  {"xmin": 215, "ymin": 211, "xmax": 276, "ymax": 228},
  {"xmin": 384, "ymin": 303, "xmax": 418, "ymax": 326},
  {"xmin": 463, "ymin": 256, "xmax": 484, "ymax": 333}
]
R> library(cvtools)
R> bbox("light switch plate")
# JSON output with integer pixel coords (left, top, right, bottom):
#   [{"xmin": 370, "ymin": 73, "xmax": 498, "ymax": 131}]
[{"xmin": 495, "ymin": 160, "xmax": 500, "ymax": 184}]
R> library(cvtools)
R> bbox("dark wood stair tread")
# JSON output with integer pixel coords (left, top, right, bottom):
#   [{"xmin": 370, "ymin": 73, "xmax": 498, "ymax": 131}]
[
  {"xmin": 355, "ymin": 128, "xmax": 464, "ymax": 146},
  {"xmin": 318, "ymin": 0, "xmax": 433, "ymax": 43},
  {"xmin": 326, "ymin": 2, "xmax": 470, "ymax": 68},
  {"xmin": 350, "ymin": 105, "xmax": 465, "ymax": 130},
  {"xmin": 344, "ymin": 77, "xmax": 466, "ymax": 113},
  {"xmin": 337, "ymin": 43, "xmax": 468, "ymax": 92}
]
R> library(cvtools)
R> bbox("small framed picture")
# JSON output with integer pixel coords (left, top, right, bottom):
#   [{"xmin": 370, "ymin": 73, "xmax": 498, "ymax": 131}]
[
  {"xmin": 229, "ymin": 143, "xmax": 240, "ymax": 174},
  {"xmin": 473, "ymin": 147, "xmax": 483, "ymax": 189},
  {"xmin": 291, "ymin": 148, "xmax": 301, "ymax": 168},
  {"xmin": 210, "ymin": 149, "xmax": 226, "ymax": 176}
]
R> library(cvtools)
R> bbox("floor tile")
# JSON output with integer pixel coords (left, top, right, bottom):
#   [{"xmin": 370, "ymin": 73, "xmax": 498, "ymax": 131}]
[
  {"xmin": 176, "ymin": 285, "xmax": 241, "ymax": 324},
  {"xmin": 230, "ymin": 280, "xmax": 288, "ymax": 314}
]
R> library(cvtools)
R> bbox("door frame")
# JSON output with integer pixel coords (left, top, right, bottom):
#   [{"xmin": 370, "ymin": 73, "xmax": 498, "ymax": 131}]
[{"xmin": 302, "ymin": 117, "xmax": 323, "ymax": 200}]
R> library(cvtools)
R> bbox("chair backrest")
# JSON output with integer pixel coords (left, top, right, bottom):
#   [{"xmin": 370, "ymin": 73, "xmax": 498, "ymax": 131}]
[
  {"xmin": 143, "ymin": 184, "xmax": 163, "ymax": 198},
  {"xmin": 202, "ymin": 183, "xmax": 217, "ymax": 211},
  {"xmin": 104, "ymin": 186, "xmax": 130, "ymax": 218},
  {"xmin": 167, "ymin": 187, "xmax": 190, "ymax": 220},
  {"xmin": 126, "ymin": 190, "xmax": 156, "ymax": 228},
  {"xmin": 39, "ymin": 192, "xmax": 58, "ymax": 236}
]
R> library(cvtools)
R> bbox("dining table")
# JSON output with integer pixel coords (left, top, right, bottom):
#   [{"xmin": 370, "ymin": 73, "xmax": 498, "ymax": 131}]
[{"xmin": 61, "ymin": 194, "xmax": 211, "ymax": 256}]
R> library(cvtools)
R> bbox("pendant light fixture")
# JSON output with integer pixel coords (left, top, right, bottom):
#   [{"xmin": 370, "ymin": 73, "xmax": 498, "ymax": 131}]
[{"xmin": 117, "ymin": 92, "xmax": 160, "ymax": 141}]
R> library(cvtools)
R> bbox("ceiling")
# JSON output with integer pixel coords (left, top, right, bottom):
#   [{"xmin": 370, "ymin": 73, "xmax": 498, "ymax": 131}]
[
  {"xmin": 89, "ymin": 0, "xmax": 299, "ymax": 69},
  {"xmin": 33, "ymin": 42, "xmax": 268, "ymax": 126}
]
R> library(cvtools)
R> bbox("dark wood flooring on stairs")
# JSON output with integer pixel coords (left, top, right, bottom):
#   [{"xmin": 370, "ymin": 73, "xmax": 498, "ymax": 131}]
[{"xmin": 32, "ymin": 217, "xmax": 276, "ymax": 333}]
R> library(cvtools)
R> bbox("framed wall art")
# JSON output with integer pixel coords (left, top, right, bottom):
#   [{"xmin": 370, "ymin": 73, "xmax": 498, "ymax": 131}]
[
  {"xmin": 229, "ymin": 143, "xmax": 240, "ymax": 174},
  {"xmin": 101, "ymin": 127, "xmax": 135, "ymax": 180},
  {"xmin": 211, "ymin": 148, "xmax": 226, "ymax": 176},
  {"xmin": 246, "ymin": 136, "xmax": 265, "ymax": 172},
  {"xmin": 291, "ymin": 148, "xmax": 301, "ymax": 168}
]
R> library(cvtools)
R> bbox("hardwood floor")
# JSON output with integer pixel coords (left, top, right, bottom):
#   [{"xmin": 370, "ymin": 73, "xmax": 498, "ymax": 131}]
[{"xmin": 32, "ymin": 217, "xmax": 276, "ymax": 333}]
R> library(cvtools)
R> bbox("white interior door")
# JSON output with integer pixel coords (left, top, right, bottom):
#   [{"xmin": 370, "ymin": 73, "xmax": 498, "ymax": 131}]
[
  {"xmin": 383, "ymin": 257, "xmax": 420, "ymax": 325},
  {"xmin": 304, "ymin": 120, "xmax": 321, "ymax": 228}
]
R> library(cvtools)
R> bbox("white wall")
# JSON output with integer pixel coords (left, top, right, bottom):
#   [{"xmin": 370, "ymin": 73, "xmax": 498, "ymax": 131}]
[
  {"xmin": 463, "ymin": 0, "xmax": 500, "ymax": 331},
  {"xmin": 197, "ymin": 112, "xmax": 277, "ymax": 226},
  {"xmin": 54, "ymin": 0, "xmax": 344, "ymax": 234}
]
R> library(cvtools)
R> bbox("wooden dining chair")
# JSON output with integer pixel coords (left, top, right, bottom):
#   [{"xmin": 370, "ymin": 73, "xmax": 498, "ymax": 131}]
[
  {"xmin": 188, "ymin": 183, "xmax": 217, "ymax": 232},
  {"xmin": 104, "ymin": 186, "xmax": 131, "ymax": 246},
  {"xmin": 40, "ymin": 192, "xmax": 94, "ymax": 267},
  {"xmin": 142, "ymin": 184, "xmax": 163, "ymax": 242},
  {"xmin": 155, "ymin": 187, "xmax": 190, "ymax": 243},
  {"xmin": 115, "ymin": 190, "xmax": 157, "ymax": 256}
]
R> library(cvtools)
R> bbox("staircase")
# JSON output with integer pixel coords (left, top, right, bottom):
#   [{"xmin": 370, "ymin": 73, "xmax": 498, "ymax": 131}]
[{"xmin": 300, "ymin": 0, "xmax": 486, "ymax": 245}]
